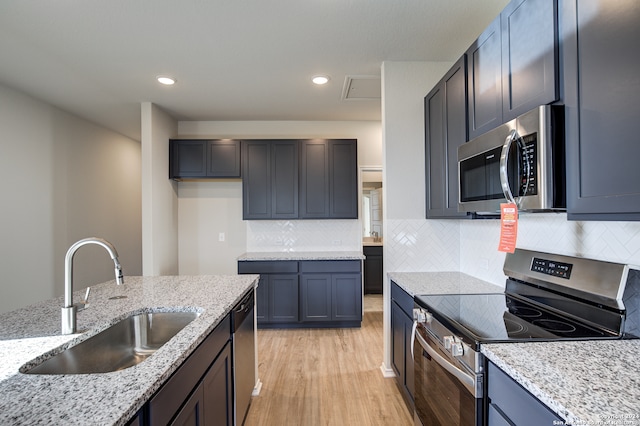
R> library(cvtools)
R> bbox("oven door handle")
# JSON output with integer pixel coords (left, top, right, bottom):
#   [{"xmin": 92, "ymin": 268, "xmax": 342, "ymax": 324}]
[{"xmin": 414, "ymin": 327, "xmax": 476, "ymax": 394}]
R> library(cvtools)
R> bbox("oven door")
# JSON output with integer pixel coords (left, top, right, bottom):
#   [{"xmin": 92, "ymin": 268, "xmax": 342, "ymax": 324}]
[{"xmin": 413, "ymin": 324, "xmax": 483, "ymax": 426}]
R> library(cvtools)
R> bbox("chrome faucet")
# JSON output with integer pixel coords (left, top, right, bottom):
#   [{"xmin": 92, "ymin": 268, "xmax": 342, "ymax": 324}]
[{"xmin": 61, "ymin": 237, "xmax": 124, "ymax": 334}]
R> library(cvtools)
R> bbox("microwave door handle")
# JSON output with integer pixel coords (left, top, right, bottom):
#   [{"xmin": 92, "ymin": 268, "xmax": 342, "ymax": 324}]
[
  {"xmin": 500, "ymin": 130, "xmax": 532, "ymax": 208},
  {"xmin": 500, "ymin": 130, "xmax": 518, "ymax": 205},
  {"xmin": 415, "ymin": 328, "xmax": 476, "ymax": 395}
]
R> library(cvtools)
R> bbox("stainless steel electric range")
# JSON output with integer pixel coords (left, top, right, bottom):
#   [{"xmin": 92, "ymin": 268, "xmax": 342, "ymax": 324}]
[{"xmin": 412, "ymin": 249, "xmax": 640, "ymax": 426}]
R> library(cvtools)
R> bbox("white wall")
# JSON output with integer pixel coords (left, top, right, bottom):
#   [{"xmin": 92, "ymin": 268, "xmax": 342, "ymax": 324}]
[
  {"xmin": 141, "ymin": 103, "xmax": 179, "ymax": 275},
  {"xmin": 0, "ymin": 83, "xmax": 142, "ymax": 314},
  {"xmin": 175, "ymin": 120, "xmax": 381, "ymax": 275},
  {"xmin": 460, "ymin": 214, "xmax": 640, "ymax": 287},
  {"xmin": 380, "ymin": 60, "xmax": 455, "ymax": 374}
]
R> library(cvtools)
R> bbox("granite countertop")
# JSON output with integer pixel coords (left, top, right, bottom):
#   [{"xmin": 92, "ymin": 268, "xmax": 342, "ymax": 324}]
[
  {"xmin": 483, "ymin": 341, "xmax": 640, "ymax": 426},
  {"xmin": 238, "ymin": 251, "xmax": 365, "ymax": 261},
  {"xmin": 388, "ymin": 271, "xmax": 503, "ymax": 296},
  {"xmin": 0, "ymin": 274, "xmax": 259, "ymax": 426}
]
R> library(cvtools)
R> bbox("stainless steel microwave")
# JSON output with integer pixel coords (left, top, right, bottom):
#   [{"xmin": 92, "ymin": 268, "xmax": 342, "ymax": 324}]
[{"xmin": 457, "ymin": 105, "xmax": 565, "ymax": 214}]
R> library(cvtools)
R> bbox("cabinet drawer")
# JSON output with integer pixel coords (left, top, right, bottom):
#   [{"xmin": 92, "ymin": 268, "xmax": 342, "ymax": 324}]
[
  {"xmin": 238, "ymin": 260, "xmax": 298, "ymax": 274},
  {"xmin": 391, "ymin": 281, "xmax": 413, "ymax": 317},
  {"xmin": 299, "ymin": 260, "xmax": 361, "ymax": 274},
  {"xmin": 487, "ymin": 361, "xmax": 562, "ymax": 426},
  {"xmin": 149, "ymin": 315, "xmax": 231, "ymax": 425}
]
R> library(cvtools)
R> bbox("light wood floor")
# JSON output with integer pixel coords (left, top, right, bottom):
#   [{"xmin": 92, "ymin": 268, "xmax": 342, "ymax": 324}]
[{"xmin": 244, "ymin": 300, "xmax": 413, "ymax": 426}]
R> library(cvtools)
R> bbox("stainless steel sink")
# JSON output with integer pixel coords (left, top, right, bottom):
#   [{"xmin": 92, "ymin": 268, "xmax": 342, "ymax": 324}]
[{"xmin": 22, "ymin": 311, "xmax": 199, "ymax": 375}]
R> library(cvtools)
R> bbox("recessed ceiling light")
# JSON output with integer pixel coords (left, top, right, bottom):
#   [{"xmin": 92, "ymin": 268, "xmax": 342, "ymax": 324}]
[
  {"xmin": 312, "ymin": 75, "xmax": 330, "ymax": 85},
  {"xmin": 156, "ymin": 75, "xmax": 176, "ymax": 85}
]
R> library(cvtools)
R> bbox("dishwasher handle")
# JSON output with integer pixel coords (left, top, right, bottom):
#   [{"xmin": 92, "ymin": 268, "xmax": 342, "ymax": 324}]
[{"xmin": 233, "ymin": 290, "xmax": 255, "ymax": 332}]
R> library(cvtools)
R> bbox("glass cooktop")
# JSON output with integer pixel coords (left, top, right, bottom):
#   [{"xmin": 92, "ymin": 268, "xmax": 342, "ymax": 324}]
[{"xmin": 414, "ymin": 293, "xmax": 616, "ymax": 345}]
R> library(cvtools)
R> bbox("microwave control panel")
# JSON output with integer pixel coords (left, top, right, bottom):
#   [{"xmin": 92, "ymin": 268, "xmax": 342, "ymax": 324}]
[{"xmin": 519, "ymin": 133, "xmax": 537, "ymax": 196}]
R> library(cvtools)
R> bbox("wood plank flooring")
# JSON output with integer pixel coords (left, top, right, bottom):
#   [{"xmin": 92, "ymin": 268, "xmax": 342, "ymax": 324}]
[{"xmin": 244, "ymin": 305, "xmax": 413, "ymax": 426}]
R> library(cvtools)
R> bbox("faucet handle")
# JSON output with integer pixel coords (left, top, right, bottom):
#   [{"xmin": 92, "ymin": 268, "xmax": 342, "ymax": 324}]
[{"xmin": 77, "ymin": 287, "xmax": 91, "ymax": 311}]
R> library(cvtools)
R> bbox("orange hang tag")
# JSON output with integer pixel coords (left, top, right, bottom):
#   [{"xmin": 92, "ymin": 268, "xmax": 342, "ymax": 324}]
[{"xmin": 498, "ymin": 203, "xmax": 518, "ymax": 253}]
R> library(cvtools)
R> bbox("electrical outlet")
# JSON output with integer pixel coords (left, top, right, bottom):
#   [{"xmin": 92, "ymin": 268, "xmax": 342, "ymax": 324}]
[
  {"xmin": 480, "ymin": 258, "xmax": 489, "ymax": 270},
  {"xmin": 332, "ymin": 240, "xmax": 342, "ymax": 246},
  {"xmin": 218, "ymin": 232, "xmax": 225, "ymax": 242}
]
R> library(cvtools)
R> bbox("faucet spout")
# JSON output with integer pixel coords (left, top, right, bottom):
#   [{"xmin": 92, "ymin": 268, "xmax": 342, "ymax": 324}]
[{"xmin": 62, "ymin": 237, "xmax": 124, "ymax": 334}]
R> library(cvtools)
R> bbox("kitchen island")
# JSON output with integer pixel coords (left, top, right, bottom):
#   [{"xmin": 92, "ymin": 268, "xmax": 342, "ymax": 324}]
[{"xmin": 0, "ymin": 274, "xmax": 259, "ymax": 425}]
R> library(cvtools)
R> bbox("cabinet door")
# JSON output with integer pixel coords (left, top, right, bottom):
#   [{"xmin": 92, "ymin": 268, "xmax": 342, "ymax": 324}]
[
  {"xmin": 242, "ymin": 141, "xmax": 271, "ymax": 219},
  {"xmin": 562, "ymin": 0, "xmax": 640, "ymax": 220},
  {"xmin": 171, "ymin": 383, "xmax": 204, "ymax": 426},
  {"xmin": 299, "ymin": 140, "xmax": 330, "ymax": 218},
  {"xmin": 501, "ymin": 0, "xmax": 558, "ymax": 121},
  {"xmin": 202, "ymin": 343, "xmax": 233, "ymax": 426},
  {"xmin": 467, "ymin": 15, "xmax": 502, "ymax": 140},
  {"xmin": 332, "ymin": 274, "xmax": 362, "ymax": 321},
  {"xmin": 207, "ymin": 140, "xmax": 241, "ymax": 178},
  {"xmin": 391, "ymin": 301, "xmax": 406, "ymax": 383},
  {"xmin": 363, "ymin": 246, "xmax": 383, "ymax": 294},
  {"xmin": 269, "ymin": 274, "xmax": 299, "ymax": 322},
  {"xmin": 329, "ymin": 140, "xmax": 358, "ymax": 219},
  {"xmin": 487, "ymin": 362, "xmax": 562, "ymax": 425},
  {"xmin": 300, "ymin": 274, "xmax": 332, "ymax": 321},
  {"xmin": 299, "ymin": 139, "xmax": 357, "ymax": 219},
  {"xmin": 271, "ymin": 141, "xmax": 299, "ymax": 219},
  {"xmin": 425, "ymin": 56, "xmax": 469, "ymax": 219},
  {"xmin": 170, "ymin": 140, "xmax": 208, "ymax": 179}
]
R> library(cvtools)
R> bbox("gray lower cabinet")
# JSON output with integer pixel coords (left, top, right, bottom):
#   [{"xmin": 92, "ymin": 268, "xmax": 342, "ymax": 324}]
[
  {"xmin": 238, "ymin": 260, "xmax": 362, "ymax": 327},
  {"xmin": 238, "ymin": 261, "xmax": 299, "ymax": 324},
  {"xmin": 487, "ymin": 361, "xmax": 561, "ymax": 426},
  {"xmin": 300, "ymin": 261, "xmax": 362, "ymax": 322},
  {"xmin": 425, "ymin": 55, "xmax": 469, "ymax": 219},
  {"xmin": 363, "ymin": 245, "xmax": 383, "ymax": 294},
  {"xmin": 390, "ymin": 281, "xmax": 414, "ymax": 408},
  {"xmin": 146, "ymin": 315, "xmax": 233, "ymax": 426},
  {"xmin": 561, "ymin": 0, "xmax": 640, "ymax": 220}
]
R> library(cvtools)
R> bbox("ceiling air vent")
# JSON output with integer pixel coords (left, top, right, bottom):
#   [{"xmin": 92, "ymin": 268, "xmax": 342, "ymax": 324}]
[{"xmin": 341, "ymin": 75, "xmax": 381, "ymax": 100}]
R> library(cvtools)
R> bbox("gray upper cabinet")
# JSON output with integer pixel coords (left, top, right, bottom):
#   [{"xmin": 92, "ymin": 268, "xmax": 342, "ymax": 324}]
[
  {"xmin": 561, "ymin": 0, "xmax": 640, "ymax": 221},
  {"xmin": 467, "ymin": 0, "xmax": 558, "ymax": 140},
  {"xmin": 501, "ymin": 0, "xmax": 558, "ymax": 122},
  {"xmin": 467, "ymin": 16, "xmax": 502, "ymax": 140},
  {"xmin": 425, "ymin": 55, "xmax": 469, "ymax": 219},
  {"xmin": 169, "ymin": 139, "xmax": 241, "ymax": 179},
  {"xmin": 299, "ymin": 140, "xmax": 330, "ymax": 218},
  {"xmin": 300, "ymin": 139, "xmax": 358, "ymax": 219},
  {"xmin": 207, "ymin": 140, "xmax": 241, "ymax": 178},
  {"xmin": 242, "ymin": 140, "xmax": 298, "ymax": 220}
]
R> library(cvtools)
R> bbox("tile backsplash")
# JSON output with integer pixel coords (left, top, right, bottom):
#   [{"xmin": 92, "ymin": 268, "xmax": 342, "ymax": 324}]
[
  {"xmin": 387, "ymin": 214, "xmax": 640, "ymax": 288},
  {"xmin": 247, "ymin": 219, "xmax": 361, "ymax": 252}
]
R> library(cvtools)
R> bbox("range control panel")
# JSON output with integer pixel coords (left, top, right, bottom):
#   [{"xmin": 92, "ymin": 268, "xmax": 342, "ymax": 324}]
[{"xmin": 531, "ymin": 257, "xmax": 573, "ymax": 279}]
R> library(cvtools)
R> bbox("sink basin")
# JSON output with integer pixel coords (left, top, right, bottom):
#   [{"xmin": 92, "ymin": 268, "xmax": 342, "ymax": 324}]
[{"xmin": 22, "ymin": 311, "xmax": 199, "ymax": 375}]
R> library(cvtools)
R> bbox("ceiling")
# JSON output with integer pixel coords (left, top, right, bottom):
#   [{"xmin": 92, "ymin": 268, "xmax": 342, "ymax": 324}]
[{"xmin": 0, "ymin": 0, "xmax": 508, "ymax": 141}]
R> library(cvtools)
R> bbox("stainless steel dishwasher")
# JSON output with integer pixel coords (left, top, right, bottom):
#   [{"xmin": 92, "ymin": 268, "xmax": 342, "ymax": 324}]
[{"xmin": 232, "ymin": 289, "xmax": 255, "ymax": 425}]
